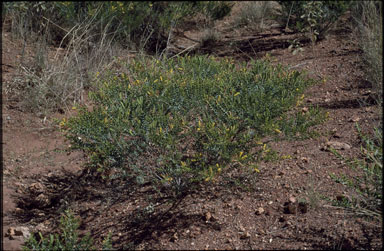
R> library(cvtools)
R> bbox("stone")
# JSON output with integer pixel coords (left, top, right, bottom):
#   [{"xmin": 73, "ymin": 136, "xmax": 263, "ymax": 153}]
[
  {"xmin": 255, "ymin": 207, "xmax": 265, "ymax": 215},
  {"xmin": 349, "ymin": 116, "xmax": 360, "ymax": 122},
  {"xmin": 325, "ymin": 141, "xmax": 351, "ymax": 150},
  {"xmin": 29, "ymin": 182, "xmax": 44, "ymax": 193},
  {"xmin": 204, "ymin": 212, "xmax": 212, "ymax": 222},
  {"xmin": 240, "ymin": 231, "xmax": 251, "ymax": 239},
  {"xmin": 170, "ymin": 232, "xmax": 178, "ymax": 242},
  {"xmin": 289, "ymin": 196, "xmax": 297, "ymax": 204}
]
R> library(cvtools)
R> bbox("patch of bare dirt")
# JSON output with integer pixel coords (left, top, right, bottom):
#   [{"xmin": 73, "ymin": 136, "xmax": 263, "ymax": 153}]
[{"xmin": 2, "ymin": 5, "xmax": 382, "ymax": 251}]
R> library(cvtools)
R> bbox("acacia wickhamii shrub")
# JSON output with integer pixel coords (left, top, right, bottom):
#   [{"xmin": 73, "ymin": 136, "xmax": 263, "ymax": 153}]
[{"xmin": 60, "ymin": 55, "xmax": 313, "ymax": 196}]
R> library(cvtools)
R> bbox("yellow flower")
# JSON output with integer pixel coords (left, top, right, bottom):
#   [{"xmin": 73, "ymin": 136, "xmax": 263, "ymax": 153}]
[{"xmin": 274, "ymin": 128, "xmax": 282, "ymax": 134}]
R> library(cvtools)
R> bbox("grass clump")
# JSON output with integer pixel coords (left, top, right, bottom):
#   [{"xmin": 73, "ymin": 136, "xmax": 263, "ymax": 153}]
[
  {"xmin": 234, "ymin": 1, "xmax": 280, "ymax": 30},
  {"xmin": 61, "ymin": 55, "xmax": 314, "ymax": 197},
  {"xmin": 351, "ymin": 1, "xmax": 383, "ymax": 105}
]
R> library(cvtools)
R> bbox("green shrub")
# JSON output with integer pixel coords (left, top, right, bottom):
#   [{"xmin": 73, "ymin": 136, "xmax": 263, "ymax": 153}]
[
  {"xmin": 279, "ymin": 1, "xmax": 353, "ymax": 41},
  {"xmin": 61, "ymin": 55, "xmax": 314, "ymax": 196},
  {"xmin": 23, "ymin": 210, "xmax": 113, "ymax": 251}
]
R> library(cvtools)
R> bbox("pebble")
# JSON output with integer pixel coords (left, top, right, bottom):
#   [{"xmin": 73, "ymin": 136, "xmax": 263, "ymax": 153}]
[
  {"xmin": 240, "ymin": 231, "xmax": 251, "ymax": 239},
  {"xmin": 255, "ymin": 207, "xmax": 265, "ymax": 215}
]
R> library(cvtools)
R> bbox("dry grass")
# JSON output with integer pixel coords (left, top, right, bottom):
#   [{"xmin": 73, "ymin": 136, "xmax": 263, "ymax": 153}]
[
  {"xmin": 351, "ymin": 1, "xmax": 383, "ymax": 106},
  {"xmin": 4, "ymin": 5, "xmax": 129, "ymax": 116},
  {"xmin": 233, "ymin": 1, "xmax": 281, "ymax": 31}
]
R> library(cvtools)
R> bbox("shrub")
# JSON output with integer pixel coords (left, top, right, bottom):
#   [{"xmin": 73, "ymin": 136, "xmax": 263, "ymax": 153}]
[
  {"xmin": 279, "ymin": 1, "xmax": 353, "ymax": 41},
  {"xmin": 61, "ymin": 55, "xmax": 314, "ymax": 197}
]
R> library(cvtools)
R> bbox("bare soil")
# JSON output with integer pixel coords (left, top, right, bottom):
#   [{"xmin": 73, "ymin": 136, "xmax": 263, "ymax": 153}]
[{"xmin": 2, "ymin": 7, "xmax": 382, "ymax": 251}]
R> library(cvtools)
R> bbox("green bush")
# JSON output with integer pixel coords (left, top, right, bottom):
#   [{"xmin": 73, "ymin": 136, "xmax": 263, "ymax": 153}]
[
  {"xmin": 279, "ymin": 1, "xmax": 353, "ymax": 41},
  {"xmin": 23, "ymin": 210, "xmax": 113, "ymax": 251},
  {"xmin": 61, "ymin": 55, "xmax": 314, "ymax": 196}
]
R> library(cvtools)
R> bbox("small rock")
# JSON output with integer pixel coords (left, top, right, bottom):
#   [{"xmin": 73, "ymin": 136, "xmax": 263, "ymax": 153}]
[
  {"xmin": 17, "ymin": 227, "xmax": 31, "ymax": 239},
  {"xmin": 325, "ymin": 141, "xmax": 351, "ymax": 150},
  {"xmin": 302, "ymin": 107, "xmax": 309, "ymax": 113},
  {"xmin": 170, "ymin": 232, "xmax": 178, "ymax": 242},
  {"xmin": 289, "ymin": 196, "xmax": 297, "ymax": 204},
  {"xmin": 6, "ymin": 227, "xmax": 16, "ymax": 237},
  {"xmin": 204, "ymin": 212, "xmax": 212, "ymax": 222},
  {"xmin": 349, "ymin": 116, "xmax": 360, "ymax": 122},
  {"xmin": 15, "ymin": 208, "xmax": 23, "ymax": 214},
  {"xmin": 29, "ymin": 182, "xmax": 44, "ymax": 193},
  {"xmin": 255, "ymin": 207, "xmax": 265, "ymax": 215},
  {"xmin": 240, "ymin": 231, "xmax": 251, "ymax": 239}
]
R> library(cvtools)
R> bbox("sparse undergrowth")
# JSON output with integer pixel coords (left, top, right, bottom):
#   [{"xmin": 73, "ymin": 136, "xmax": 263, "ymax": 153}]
[
  {"xmin": 329, "ymin": 125, "xmax": 382, "ymax": 219},
  {"xmin": 23, "ymin": 210, "xmax": 113, "ymax": 251}
]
